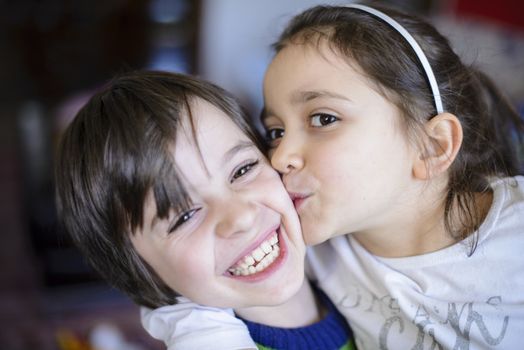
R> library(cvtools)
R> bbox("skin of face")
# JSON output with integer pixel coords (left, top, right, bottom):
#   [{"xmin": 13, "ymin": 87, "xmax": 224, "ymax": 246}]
[
  {"xmin": 263, "ymin": 42, "xmax": 436, "ymax": 254},
  {"xmin": 131, "ymin": 98, "xmax": 305, "ymax": 309}
]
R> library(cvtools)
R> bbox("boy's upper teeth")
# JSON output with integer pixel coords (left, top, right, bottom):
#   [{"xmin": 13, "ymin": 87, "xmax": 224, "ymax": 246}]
[{"xmin": 228, "ymin": 232, "xmax": 280, "ymax": 276}]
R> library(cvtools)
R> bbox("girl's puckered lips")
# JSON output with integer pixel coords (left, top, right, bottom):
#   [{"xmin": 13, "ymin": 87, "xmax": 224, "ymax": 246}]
[{"xmin": 288, "ymin": 192, "xmax": 311, "ymax": 210}]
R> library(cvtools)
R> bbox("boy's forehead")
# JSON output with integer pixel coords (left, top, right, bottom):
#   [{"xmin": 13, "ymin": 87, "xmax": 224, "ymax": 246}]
[
  {"xmin": 176, "ymin": 102, "xmax": 229, "ymax": 147},
  {"xmin": 173, "ymin": 101, "xmax": 255, "ymax": 181},
  {"xmin": 184, "ymin": 98, "xmax": 231, "ymax": 133},
  {"xmin": 175, "ymin": 119, "xmax": 253, "ymax": 163}
]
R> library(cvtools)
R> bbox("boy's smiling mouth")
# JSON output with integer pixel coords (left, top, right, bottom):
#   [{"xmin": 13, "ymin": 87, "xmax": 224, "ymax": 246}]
[{"xmin": 228, "ymin": 232, "xmax": 281, "ymax": 276}]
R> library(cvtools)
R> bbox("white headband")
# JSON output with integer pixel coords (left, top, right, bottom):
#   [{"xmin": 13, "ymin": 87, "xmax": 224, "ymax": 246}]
[{"xmin": 346, "ymin": 4, "xmax": 444, "ymax": 114}]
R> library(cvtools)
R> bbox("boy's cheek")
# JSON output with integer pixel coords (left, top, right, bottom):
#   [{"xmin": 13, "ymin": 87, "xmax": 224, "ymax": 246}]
[
  {"xmin": 254, "ymin": 176, "xmax": 294, "ymax": 210},
  {"xmin": 257, "ymin": 166, "xmax": 288, "ymax": 192}
]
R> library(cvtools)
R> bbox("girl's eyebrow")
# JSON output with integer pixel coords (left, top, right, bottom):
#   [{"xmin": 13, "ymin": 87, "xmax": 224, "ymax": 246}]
[
  {"xmin": 291, "ymin": 90, "xmax": 352, "ymax": 104},
  {"xmin": 260, "ymin": 107, "xmax": 272, "ymax": 122},
  {"xmin": 222, "ymin": 140, "xmax": 255, "ymax": 164},
  {"xmin": 262, "ymin": 89, "xmax": 354, "ymax": 120}
]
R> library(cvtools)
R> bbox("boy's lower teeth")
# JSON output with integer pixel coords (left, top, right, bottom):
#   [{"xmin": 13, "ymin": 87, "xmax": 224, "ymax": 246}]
[{"xmin": 228, "ymin": 233, "xmax": 280, "ymax": 276}]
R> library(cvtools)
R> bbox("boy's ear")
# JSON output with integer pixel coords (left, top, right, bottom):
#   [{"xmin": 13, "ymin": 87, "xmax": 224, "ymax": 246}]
[{"xmin": 413, "ymin": 113, "xmax": 463, "ymax": 180}]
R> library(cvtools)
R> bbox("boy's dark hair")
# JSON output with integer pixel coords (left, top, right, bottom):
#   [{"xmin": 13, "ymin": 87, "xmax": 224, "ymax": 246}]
[
  {"xmin": 55, "ymin": 71, "xmax": 265, "ymax": 308},
  {"xmin": 273, "ymin": 3, "xmax": 524, "ymax": 251}
]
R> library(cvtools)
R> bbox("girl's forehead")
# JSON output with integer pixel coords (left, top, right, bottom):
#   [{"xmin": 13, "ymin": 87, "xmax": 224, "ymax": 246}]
[
  {"xmin": 264, "ymin": 44, "xmax": 377, "ymax": 104},
  {"xmin": 267, "ymin": 43, "xmax": 363, "ymax": 88}
]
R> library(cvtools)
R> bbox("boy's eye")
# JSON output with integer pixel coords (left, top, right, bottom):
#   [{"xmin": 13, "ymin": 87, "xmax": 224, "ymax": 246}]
[
  {"xmin": 266, "ymin": 128, "xmax": 284, "ymax": 141},
  {"xmin": 310, "ymin": 113, "xmax": 339, "ymax": 127},
  {"xmin": 231, "ymin": 160, "xmax": 259, "ymax": 183},
  {"xmin": 169, "ymin": 208, "xmax": 200, "ymax": 233}
]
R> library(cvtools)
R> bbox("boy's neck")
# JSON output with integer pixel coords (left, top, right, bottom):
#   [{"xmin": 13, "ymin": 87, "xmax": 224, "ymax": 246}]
[{"xmin": 234, "ymin": 279, "xmax": 322, "ymax": 328}]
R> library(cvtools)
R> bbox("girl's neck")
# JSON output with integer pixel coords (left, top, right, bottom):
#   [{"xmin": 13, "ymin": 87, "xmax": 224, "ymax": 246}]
[
  {"xmin": 234, "ymin": 279, "xmax": 322, "ymax": 328},
  {"xmin": 353, "ymin": 183, "xmax": 494, "ymax": 258},
  {"xmin": 354, "ymin": 212, "xmax": 454, "ymax": 258}
]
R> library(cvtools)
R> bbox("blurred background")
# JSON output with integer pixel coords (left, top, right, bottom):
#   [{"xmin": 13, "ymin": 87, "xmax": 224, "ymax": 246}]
[{"xmin": 0, "ymin": 0, "xmax": 522, "ymax": 349}]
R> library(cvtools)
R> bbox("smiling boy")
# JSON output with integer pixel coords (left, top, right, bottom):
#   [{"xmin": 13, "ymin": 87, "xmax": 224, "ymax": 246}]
[{"xmin": 55, "ymin": 70, "xmax": 354, "ymax": 349}]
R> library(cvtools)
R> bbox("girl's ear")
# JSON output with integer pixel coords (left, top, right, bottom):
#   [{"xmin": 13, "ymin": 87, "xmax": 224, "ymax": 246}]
[{"xmin": 413, "ymin": 113, "xmax": 463, "ymax": 180}]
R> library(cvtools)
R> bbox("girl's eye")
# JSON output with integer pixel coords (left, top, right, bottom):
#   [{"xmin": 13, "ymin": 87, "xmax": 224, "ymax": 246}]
[
  {"xmin": 231, "ymin": 160, "xmax": 259, "ymax": 183},
  {"xmin": 266, "ymin": 128, "xmax": 284, "ymax": 141},
  {"xmin": 168, "ymin": 208, "xmax": 200, "ymax": 233},
  {"xmin": 310, "ymin": 113, "xmax": 339, "ymax": 127}
]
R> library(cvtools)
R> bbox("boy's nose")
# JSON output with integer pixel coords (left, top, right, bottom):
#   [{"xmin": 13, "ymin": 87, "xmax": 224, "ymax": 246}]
[
  {"xmin": 215, "ymin": 198, "xmax": 258, "ymax": 239},
  {"xmin": 270, "ymin": 137, "xmax": 304, "ymax": 174}
]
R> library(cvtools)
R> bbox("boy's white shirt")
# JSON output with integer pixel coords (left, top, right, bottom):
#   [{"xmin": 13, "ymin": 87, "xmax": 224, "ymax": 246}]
[
  {"xmin": 141, "ymin": 176, "xmax": 524, "ymax": 349},
  {"xmin": 140, "ymin": 296, "xmax": 256, "ymax": 350}
]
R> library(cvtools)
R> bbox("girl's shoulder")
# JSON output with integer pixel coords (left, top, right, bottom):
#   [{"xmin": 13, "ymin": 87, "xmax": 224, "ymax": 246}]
[
  {"xmin": 479, "ymin": 176, "xmax": 524, "ymax": 246},
  {"xmin": 489, "ymin": 175, "xmax": 524, "ymax": 212},
  {"xmin": 490, "ymin": 175, "xmax": 524, "ymax": 189}
]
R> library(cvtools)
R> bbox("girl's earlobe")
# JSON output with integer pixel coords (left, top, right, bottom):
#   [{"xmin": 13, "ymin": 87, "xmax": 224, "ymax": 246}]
[{"xmin": 412, "ymin": 113, "xmax": 463, "ymax": 180}]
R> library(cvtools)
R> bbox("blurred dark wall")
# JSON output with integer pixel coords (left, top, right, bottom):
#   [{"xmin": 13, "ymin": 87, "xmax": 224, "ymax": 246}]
[
  {"xmin": 1, "ymin": 0, "xmax": 154, "ymax": 288},
  {"xmin": 0, "ymin": 0, "xmax": 152, "ymax": 107}
]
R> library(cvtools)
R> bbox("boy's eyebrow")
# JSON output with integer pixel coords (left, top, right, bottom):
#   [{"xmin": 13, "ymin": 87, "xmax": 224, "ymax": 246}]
[{"xmin": 222, "ymin": 140, "xmax": 255, "ymax": 164}]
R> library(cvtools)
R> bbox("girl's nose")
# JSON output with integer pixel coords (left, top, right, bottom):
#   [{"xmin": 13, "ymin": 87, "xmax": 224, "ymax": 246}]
[
  {"xmin": 215, "ymin": 197, "xmax": 258, "ymax": 239},
  {"xmin": 270, "ymin": 136, "xmax": 304, "ymax": 174}
]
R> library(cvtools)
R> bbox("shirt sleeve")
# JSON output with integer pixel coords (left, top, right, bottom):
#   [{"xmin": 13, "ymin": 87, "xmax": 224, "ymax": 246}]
[{"xmin": 140, "ymin": 297, "xmax": 257, "ymax": 350}]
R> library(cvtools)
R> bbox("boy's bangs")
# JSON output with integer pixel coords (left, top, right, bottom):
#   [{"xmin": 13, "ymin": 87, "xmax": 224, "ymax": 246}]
[{"xmin": 152, "ymin": 157, "xmax": 193, "ymax": 222}]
